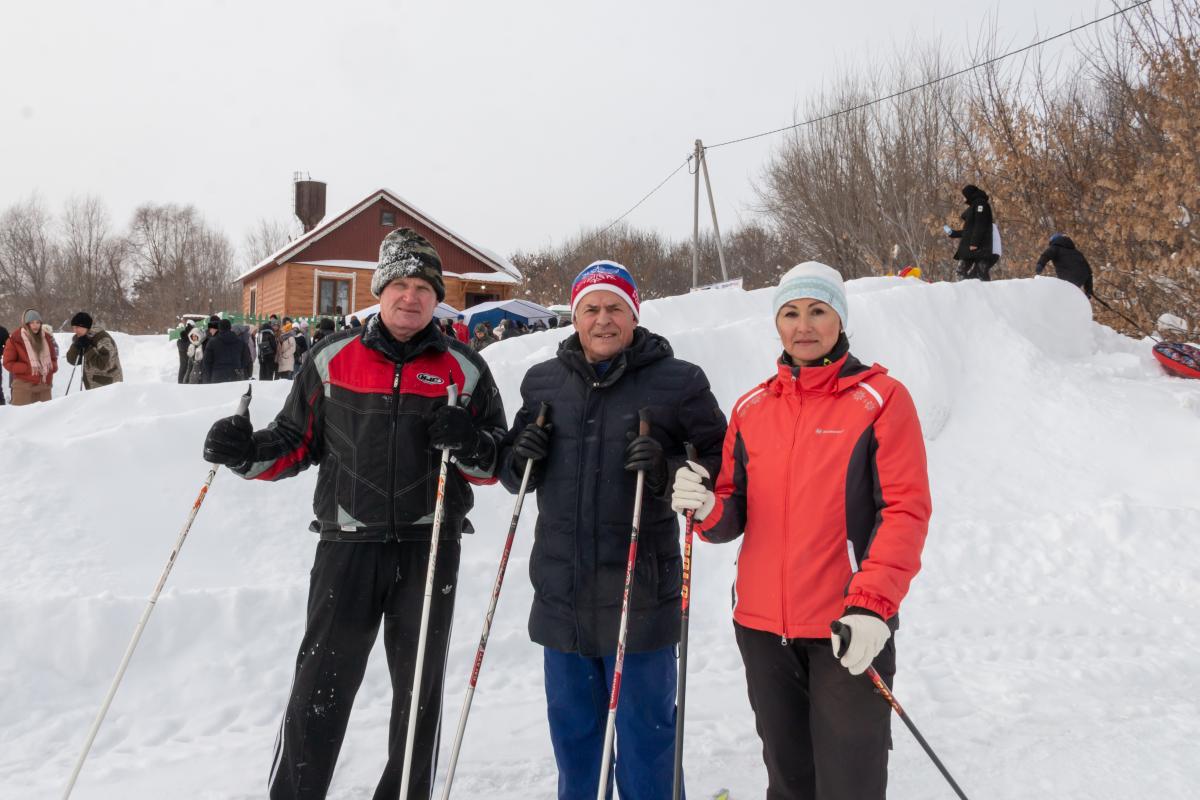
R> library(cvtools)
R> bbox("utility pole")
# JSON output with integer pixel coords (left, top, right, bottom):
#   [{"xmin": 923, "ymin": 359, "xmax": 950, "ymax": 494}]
[{"xmin": 690, "ymin": 140, "xmax": 730, "ymax": 289}]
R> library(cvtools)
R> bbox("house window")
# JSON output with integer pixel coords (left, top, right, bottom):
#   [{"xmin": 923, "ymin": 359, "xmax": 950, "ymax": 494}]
[
  {"xmin": 381, "ymin": 210, "xmax": 396, "ymax": 227},
  {"xmin": 318, "ymin": 277, "xmax": 352, "ymax": 315},
  {"xmin": 248, "ymin": 287, "xmax": 257, "ymax": 318}
]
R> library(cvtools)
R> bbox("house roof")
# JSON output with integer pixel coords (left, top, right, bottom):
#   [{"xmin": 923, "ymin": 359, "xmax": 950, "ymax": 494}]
[{"xmin": 235, "ymin": 188, "xmax": 522, "ymax": 284}]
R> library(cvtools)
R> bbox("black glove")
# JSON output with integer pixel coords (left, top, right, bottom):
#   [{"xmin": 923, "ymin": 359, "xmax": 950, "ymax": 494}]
[
  {"xmin": 428, "ymin": 404, "xmax": 485, "ymax": 458},
  {"xmin": 74, "ymin": 335, "xmax": 91, "ymax": 352},
  {"xmin": 624, "ymin": 434, "xmax": 668, "ymax": 494},
  {"xmin": 203, "ymin": 414, "xmax": 254, "ymax": 466},
  {"xmin": 512, "ymin": 421, "xmax": 552, "ymax": 471}
]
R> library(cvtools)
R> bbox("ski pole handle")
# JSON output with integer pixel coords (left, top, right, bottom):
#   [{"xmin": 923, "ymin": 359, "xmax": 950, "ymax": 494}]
[
  {"xmin": 535, "ymin": 401, "xmax": 551, "ymax": 430},
  {"xmin": 235, "ymin": 384, "xmax": 252, "ymax": 418},
  {"xmin": 684, "ymin": 442, "xmax": 699, "ymax": 469},
  {"xmin": 638, "ymin": 408, "xmax": 651, "ymax": 438},
  {"xmin": 831, "ymin": 620, "xmax": 851, "ymax": 659}
]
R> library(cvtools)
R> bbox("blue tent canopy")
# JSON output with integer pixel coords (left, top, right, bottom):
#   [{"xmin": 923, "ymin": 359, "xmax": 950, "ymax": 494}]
[{"xmin": 462, "ymin": 299, "xmax": 554, "ymax": 331}]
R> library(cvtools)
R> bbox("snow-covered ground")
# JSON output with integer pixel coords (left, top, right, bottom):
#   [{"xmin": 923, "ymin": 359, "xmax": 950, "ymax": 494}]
[{"xmin": 3, "ymin": 276, "xmax": 1199, "ymax": 799}]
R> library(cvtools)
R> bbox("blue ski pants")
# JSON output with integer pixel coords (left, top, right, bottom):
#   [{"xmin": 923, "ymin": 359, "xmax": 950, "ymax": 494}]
[{"xmin": 543, "ymin": 645, "xmax": 683, "ymax": 800}]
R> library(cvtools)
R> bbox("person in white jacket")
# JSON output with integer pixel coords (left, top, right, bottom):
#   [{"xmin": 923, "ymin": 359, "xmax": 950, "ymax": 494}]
[{"xmin": 275, "ymin": 320, "xmax": 297, "ymax": 379}]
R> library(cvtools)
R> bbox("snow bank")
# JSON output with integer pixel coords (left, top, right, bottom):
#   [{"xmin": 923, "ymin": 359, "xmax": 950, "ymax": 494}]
[{"xmin": 3, "ymin": 277, "xmax": 1198, "ymax": 798}]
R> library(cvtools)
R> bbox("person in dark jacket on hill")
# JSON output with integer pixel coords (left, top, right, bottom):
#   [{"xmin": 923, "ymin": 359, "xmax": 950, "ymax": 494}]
[
  {"xmin": 497, "ymin": 260, "xmax": 726, "ymax": 800},
  {"xmin": 203, "ymin": 319, "xmax": 251, "ymax": 383},
  {"xmin": 671, "ymin": 262, "xmax": 932, "ymax": 800},
  {"xmin": 202, "ymin": 228, "xmax": 507, "ymax": 800},
  {"xmin": 947, "ymin": 184, "xmax": 996, "ymax": 281},
  {"xmin": 1036, "ymin": 233, "xmax": 1094, "ymax": 298},
  {"xmin": 176, "ymin": 322, "xmax": 193, "ymax": 383}
]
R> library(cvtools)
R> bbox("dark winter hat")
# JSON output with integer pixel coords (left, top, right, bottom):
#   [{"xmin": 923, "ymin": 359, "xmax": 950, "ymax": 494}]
[
  {"xmin": 1050, "ymin": 232, "xmax": 1066, "ymax": 244},
  {"xmin": 70, "ymin": 311, "xmax": 93, "ymax": 329},
  {"xmin": 208, "ymin": 315, "xmax": 220, "ymax": 329},
  {"xmin": 319, "ymin": 317, "xmax": 335, "ymax": 332},
  {"xmin": 219, "ymin": 318, "xmax": 232, "ymax": 332},
  {"xmin": 372, "ymin": 228, "xmax": 445, "ymax": 301}
]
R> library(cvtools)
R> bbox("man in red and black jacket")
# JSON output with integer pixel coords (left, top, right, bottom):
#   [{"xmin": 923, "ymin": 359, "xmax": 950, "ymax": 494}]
[{"xmin": 203, "ymin": 228, "xmax": 507, "ymax": 800}]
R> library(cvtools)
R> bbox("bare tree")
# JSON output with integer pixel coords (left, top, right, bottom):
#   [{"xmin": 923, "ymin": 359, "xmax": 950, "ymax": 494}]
[
  {"xmin": 0, "ymin": 195, "xmax": 59, "ymax": 323},
  {"xmin": 127, "ymin": 203, "xmax": 240, "ymax": 331},
  {"xmin": 242, "ymin": 217, "xmax": 298, "ymax": 272}
]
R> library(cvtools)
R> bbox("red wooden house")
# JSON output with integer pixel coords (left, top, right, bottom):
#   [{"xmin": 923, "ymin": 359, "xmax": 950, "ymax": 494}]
[{"xmin": 236, "ymin": 185, "xmax": 520, "ymax": 320}]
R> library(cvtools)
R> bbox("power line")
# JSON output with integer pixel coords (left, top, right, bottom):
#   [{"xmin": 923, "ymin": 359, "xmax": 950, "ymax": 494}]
[
  {"xmin": 577, "ymin": 0, "xmax": 1152, "ymax": 248},
  {"xmin": 580, "ymin": 156, "xmax": 692, "ymax": 247},
  {"xmin": 706, "ymin": 0, "xmax": 1154, "ymax": 151}
]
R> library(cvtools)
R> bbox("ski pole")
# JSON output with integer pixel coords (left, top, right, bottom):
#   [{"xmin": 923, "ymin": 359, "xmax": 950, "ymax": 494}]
[
  {"xmin": 672, "ymin": 442, "xmax": 700, "ymax": 800},
  {"xmin": 1092, "ymin": 293, "xmax": 1160, "ymax": 341},
  {"xmin": 439, "ymin": 401, "xmax": 551, "ymax": 800},
  {"xmin": 596, "ymin": 409, "xmax": 651, "ymax": 800},
  {"xmin": 399, "ymin": 380, "xmax": 459, "ymax": 800},
  {"xmin": 63, "ymin": 385, "xmax": 252, "ymax": 800},
  {"xmin": 830, "ymin": 621, "xmax": 970, "ymax": 800},
  {"xmin": 65, "ymin": 362, "xmax": 78, "ymax": 396}
]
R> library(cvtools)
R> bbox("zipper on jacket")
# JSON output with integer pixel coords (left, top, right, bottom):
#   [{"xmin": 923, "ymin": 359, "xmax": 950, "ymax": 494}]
[
  {"xmin": 388, "ymin": 362, "xmax": 402, "ymax": 539},
  {"xmin": 780, "ymin": 374, "xmax": 802, "ymax": 646},
  {"xmin": 571, "ymin": 382, "xmax": 595, "ymax": 652}
]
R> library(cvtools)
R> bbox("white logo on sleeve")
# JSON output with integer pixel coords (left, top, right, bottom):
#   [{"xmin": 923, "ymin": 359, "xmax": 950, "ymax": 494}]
[{"xmin": 815, "ymin": 428, "xmax": 844, "ymax": 435}]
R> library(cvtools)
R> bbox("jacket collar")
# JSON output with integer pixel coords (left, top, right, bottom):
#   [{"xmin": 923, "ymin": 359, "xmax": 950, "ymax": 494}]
[
  {"xmin": 772, "ymin": 343, "xmax": 882, "ymax": 396},
  {"xmin": 360, "ymin": 315, "xmax": 446, "ymax": 364},
  {"xmin": 557, "ymin": 327, "xmax": 673, "ymax": 387}
]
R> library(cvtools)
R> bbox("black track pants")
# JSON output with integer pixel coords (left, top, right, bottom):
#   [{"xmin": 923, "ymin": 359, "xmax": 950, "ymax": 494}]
[
  {"xmin": 734, "ymin": 623, "xmax": 895, "ymax": 800},
  {"xmin": 269, "ymin": 539, "xmax": 460, "ymax": 800}
]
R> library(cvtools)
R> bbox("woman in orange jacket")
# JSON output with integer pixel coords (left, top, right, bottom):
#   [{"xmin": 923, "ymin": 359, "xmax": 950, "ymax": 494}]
[{"xmin": 671, "ymin": 262, "xmax": 932, "ymax": 800}]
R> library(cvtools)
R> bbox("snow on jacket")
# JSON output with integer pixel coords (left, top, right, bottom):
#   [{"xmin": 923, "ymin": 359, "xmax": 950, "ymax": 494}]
[
  {"xmin": 66, "ymin": 328, "xmax": 123, "ymax": 389},
  {"xmin": 497, "ymin": 328, "xmax": 727, "ymax": 657},
  {"xmin": 234, "ymin": 316, "xmax": 507, "ymax": 543},
  {"xmin": 3, "ymin": 324, "xmax": 58, "ymax": 386},
  {"xmin": 276, "ymin": 328, "xmax": 296, "ymax": 373},
  {"xmin": 696, "ymin": 346, "xmax": 931, "ymax": 640},
  {"xmin": 950, "ymin": 185, "xmax": 994, "ymax": 262},
  {"xmin": 1036, "ymin": 236, "xmax": 1094, "ymax": 297}
]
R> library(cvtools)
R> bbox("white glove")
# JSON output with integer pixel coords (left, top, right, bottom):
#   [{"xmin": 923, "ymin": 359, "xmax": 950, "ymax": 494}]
[
  {"xmin": 831, "ymin": 613, "xmax": 890, "ymax": 676},
  {"xmin": 670, "ymin": 460, "xmax": 715, "ymax": 522}
]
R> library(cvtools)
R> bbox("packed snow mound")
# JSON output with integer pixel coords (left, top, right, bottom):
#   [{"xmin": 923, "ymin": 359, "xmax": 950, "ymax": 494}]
[{"xmin": 2, "ymin": 277, "xmax": 1198, "ymax": 799}]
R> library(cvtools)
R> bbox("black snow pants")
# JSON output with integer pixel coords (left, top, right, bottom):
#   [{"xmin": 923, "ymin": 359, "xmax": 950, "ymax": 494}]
[
  {"xmin": 958, "ymin": 254, "xmax": 999, "ymax": 282},
  {"xmin": 735, "ymin": 622, "xmax": 895, "ymax": 800},
  {"xmin": 260, "ymin": 359, "xmax": 277, "ymax": 381},
  {"xmin": 269, "ymin": 539, "xmax": 460, "ymax": 800}
]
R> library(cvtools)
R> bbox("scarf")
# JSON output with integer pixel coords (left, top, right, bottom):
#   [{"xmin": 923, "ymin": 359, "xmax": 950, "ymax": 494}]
[{"xmin": 21, "ymin": 326, "xmax": 53, "ymax": 382}]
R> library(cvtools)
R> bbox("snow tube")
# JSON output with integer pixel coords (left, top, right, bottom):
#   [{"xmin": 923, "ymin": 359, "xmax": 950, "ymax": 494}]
[{"xmin": 1153, "ymin": 342, "xmax": 1200, "ymax": 379}]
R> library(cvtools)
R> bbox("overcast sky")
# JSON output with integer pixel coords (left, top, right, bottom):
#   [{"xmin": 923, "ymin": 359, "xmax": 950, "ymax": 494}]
[{"xmin": 1, "ymin": 0, "xmax": 1126, "ymax": 263}]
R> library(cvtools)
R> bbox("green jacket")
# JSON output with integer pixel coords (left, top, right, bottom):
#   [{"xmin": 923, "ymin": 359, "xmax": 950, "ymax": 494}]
[{"xmin": 66, "ymin": 328, "xmax": 124, "ymax": 388}]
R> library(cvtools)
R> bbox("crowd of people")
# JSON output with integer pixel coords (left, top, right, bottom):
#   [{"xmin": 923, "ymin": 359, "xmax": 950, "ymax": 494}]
[
  {"xmin": 175, "ymin": 314, "xmax": 327, "ymax": 385},
  {"xmin": 434, "ymin": 312, "xmax": 558, "ymax": 353}
]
